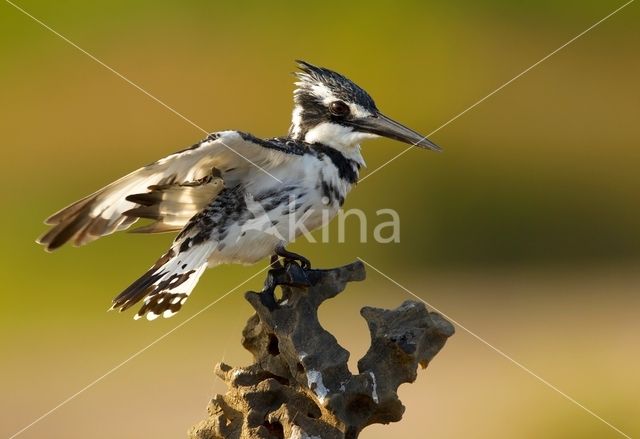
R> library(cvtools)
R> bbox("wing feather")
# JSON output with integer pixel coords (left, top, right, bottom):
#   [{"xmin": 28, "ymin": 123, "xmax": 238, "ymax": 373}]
[
  {"xmin": 124, "ymin": 168, "xmax": 224, "ymax": 234},
  {"xmin": 38, "ymin": 131, "xmax": 295, "ymax": 250}
]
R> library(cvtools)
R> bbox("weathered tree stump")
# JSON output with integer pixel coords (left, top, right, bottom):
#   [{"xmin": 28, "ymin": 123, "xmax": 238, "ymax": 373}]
[{"xmin": 189, "ymin": 261, "xmax": 454, "ymax": 439}]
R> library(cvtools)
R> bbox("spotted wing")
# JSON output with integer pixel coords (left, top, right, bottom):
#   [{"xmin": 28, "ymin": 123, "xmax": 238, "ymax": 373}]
[{"xmin": 38, "ymin": 131, "xmax": 295, "ymax": 251}]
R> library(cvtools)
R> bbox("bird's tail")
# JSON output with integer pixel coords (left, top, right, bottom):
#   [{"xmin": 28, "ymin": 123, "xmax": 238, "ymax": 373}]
[{"xmin": 111, "ymin": 241, "xmax": 216, "ymax": 320}]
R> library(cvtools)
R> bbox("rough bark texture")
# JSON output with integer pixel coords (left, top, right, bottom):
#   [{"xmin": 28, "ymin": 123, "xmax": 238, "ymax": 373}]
[{"xmin": 189, "ymin": 261, "xmax": 454, "ymax": 439}]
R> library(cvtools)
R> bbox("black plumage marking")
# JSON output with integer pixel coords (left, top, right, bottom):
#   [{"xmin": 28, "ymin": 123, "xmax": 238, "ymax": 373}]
[
  {"xmin": 291, "ymin": 93, "xmax": 327, "ymax": 137},
  {"xmin": 255, "ymin": 185, "xmax": 301, "ymax": 212},
  {"xmin": 41, "ymin": 210, "xmax": 92, "ymax": 251},
  {"xmin": 320, "ymin": 179, "xmax": 344, "ymax": 206},
  {"xmin": 111, "ymin": 249, "xmax": 175, "ymax": 312},
  {"xmin": 311, "ymin": 144, "xmax": 360, "ymax": 185},
  {"xmin": 263, "ymin": 196, "xmax": 286, "ymax": 212},
  {"xmin": 253, "ymin": 188, "xmax": 281, "ymax": 202},
  {"xmin": 179, "ymin": 238, "xmax": 192, "ymax": 253},
  {"xmin": 170, "ymin": 132, "xmax": 221, "ymax": 156},
  {"xmin": 135, "ymin": 291, "xmax": 189, "ymax": 319},
  {"xmin": 125, "ymin": 192, "xmax": 159, "ymax": 206},
  {"xmin": 238, "ymin": 132, "xmax": 307, "ymax": 155},
  {"xmin": 154, "ymin": 270, "xmax": 195, "ymax": 292},
  {"xmin": 111, "ymin": 244, "xmax": 201, "ymax": 319},
  {"xmin": 177, "ymin": 185, "xmax": 249, "ymax": 252},
  {"xmin": 321, "ymin": 180, "xmax": 332, "ymax": 202},
  {"xmin": 123, "ymin": 206, "xmax": 158, "ymax": 220}
]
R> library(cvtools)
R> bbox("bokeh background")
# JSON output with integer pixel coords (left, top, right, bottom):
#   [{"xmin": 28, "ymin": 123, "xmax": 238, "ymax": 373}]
[{"xmin": 1, "ymin": 1, "xmax": 639, "ymax": 438}]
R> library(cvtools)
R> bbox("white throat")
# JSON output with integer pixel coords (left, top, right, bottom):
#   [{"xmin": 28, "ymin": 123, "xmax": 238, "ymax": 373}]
[{"xmin": 304, "ymin": 122, "xmax": 375, "ymax": 166}]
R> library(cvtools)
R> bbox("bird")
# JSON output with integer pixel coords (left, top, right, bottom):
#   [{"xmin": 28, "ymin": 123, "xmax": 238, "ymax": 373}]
[{"xmin": 38, "ymin": 60, "xmax": 441, "ymax": 320}]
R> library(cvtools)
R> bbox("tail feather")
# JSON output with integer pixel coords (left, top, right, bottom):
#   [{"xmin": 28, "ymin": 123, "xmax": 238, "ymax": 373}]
[{"xmin": 111, "ymin": 242, "xmax": 214, "ymax": 320}]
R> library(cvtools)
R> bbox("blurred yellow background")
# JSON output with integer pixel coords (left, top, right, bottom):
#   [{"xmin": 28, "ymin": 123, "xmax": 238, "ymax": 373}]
[{"xmin": 1, "ymin": 1, "xmax": 638, "ymax": 438}]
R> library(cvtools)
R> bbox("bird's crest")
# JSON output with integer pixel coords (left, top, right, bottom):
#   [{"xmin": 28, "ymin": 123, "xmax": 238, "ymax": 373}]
[{"xmin": 293, "ymin": 60, "xmax": 377, "ymax": 111}]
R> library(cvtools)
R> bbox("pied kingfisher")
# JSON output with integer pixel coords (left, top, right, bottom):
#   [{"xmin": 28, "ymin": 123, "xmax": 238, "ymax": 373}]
[{"xmin": 38, "ymin": 61, "xmax": 440, "ymax": 320}]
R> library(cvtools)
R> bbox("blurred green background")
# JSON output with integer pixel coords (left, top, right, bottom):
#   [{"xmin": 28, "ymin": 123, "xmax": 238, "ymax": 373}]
[{"xmin": 1, "ymin": 1, "xmax": 638, "ymax": 438}]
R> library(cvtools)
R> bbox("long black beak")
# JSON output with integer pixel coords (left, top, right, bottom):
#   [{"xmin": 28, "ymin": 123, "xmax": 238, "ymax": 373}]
[{"xmin": 350, "ymin": 113, "xmax": 442, "ymax": 152}]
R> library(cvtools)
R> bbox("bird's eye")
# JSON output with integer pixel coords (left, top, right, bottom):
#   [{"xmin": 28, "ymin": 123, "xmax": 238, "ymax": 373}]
[{"xmin": 329, "ymin": 101, "xmax": 350, "ymax": 117}]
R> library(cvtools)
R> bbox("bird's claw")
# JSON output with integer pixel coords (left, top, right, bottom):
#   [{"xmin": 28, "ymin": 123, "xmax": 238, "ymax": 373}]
[
  {"xmin": 259, "ymin": 256, "xmax": 312, "ymax": 310},
  {"xmin": 269, "ymin": 254, "xmax": 283, "ymax": 269},
  {"xmin": 284, "ymin": 261, "xmax": 311, "ymax": 288},
  {"xmin": 274, "ymin": 246, "xmax": 312, "ymax": 270},
  {"xmin": 284, "ymin": 256, "xmax": 311, "ymax": 270}
]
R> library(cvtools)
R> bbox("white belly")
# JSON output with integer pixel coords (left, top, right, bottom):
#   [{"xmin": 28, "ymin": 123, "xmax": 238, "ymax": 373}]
[{"xmin": 207, "ymin": 193, "xmax": 339, "ymax": 266}]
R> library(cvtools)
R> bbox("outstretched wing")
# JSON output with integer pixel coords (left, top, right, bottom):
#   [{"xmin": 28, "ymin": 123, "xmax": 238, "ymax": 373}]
[
  {"xmin": 38, "ymin": 131, "xmax": 296, "ymax": 251},
  {"xmin": 124, "ymin": 168, "xmax": 224, "ymax": 234}
]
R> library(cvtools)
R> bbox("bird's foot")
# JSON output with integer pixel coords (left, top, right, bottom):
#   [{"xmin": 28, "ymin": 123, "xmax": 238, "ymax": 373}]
[
  {"xmin": 270, "ymin": 254, "xmax": 283, "ymax": 269},
  {"xmin": 274, "ymin": 245, "xmax": 311, "ymax": 270},
  {"xmin": 260, "ymin": 252, "xmax": 312, "ymax": 310},
  {"xmin": 283, "ymin": 260, "xmax": 311, "ymax": 288}
]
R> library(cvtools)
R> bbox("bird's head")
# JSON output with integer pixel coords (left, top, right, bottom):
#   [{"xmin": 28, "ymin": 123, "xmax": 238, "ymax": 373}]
[{"xmin": 289, "ymin": 60, "xmax": 440, "ymax": 154}]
